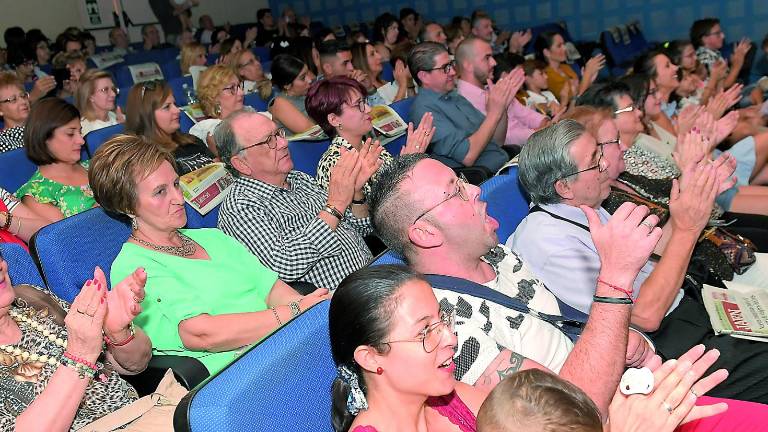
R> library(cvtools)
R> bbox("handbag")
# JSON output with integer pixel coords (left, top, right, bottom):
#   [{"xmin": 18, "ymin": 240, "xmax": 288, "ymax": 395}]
[{"xmin": 701, "ymin": 227, "xmax": 757, "ymax": 276}]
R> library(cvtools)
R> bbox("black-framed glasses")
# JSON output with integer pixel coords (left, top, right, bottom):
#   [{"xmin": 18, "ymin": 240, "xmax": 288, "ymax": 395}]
[
  {"xmin": 239, "ymin": 128, "xmax": 287, "ymax": 151},
  {"xmin": 140, "ymin": 80, "xmax": 162, "ymax": 100},
  {"xmin": 96, "ymin": 86, "xmax": 119, "ymax": 95},
  {"xmin": 222, "ymin": 81, "xmax": 245, "ymax": 96},
  {"xmin": 598, "ymin": 136, "xmax": 621, "ymax": 148},
  {"xmin": 413, "ymin": 173, "xmax": 469, "ymax": 224},
  {"xmin": 345, "ymin": 97, "xmax": 368, "ymax": 113},
  {"xmin": 558, "ymin": 148, "xmax": 607, "ymax": 181},
  {"xmin": 0, "ymin": 92, "xmax": 30, "ymax": 104},
  {"xmin": 428, "ymin": 60, "xmax": 456, "ymax": 74},
  {"xmin": 382, "ymin": 309, "xmax": 456, "ymax": 353}
]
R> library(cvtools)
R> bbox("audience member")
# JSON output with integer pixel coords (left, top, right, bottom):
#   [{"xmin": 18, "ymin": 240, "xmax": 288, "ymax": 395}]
[
  {"xmin": 534, "ymin": 31, "xmax": 605, "ymax": 105},
  {"xmin": 76, "ymin": 69, "xmax": 124, "ymax": 135},
  {"xmin": 195, "ymin": 14, "xmax": 216, "ymax": 45},
  {"xmin": 4, "ymin": 27, "xmax": 26, "ymax": 65},
  {"xmin": 452, "ymin": 16, "xmax": 472, "ymax": 37},
  {"xmin": 455, "ymin": 37, "xmax": 556, "ymax": 147},
  {"xmin": 286, "ymin": 36, "xmax": 321, "ymax": 76},
  {"xmin": 56, "ymin": 32, "xmax": 83, "ymax": 55},
  {"xmin": 520, "ymin": 58, "xmax": 560, "ymax": 115},
  {"xmin": 256, "ymin": 8, "xmax": 279, "ymax": 47},
  {"xmin": 217, "ymin": 37, "xmax": 242, "ymax": 64},
  {"xmin": 318, "ymin": 40, "xmax": 386, "ymax": 106},
  {"xmin": 215, "ymin": 111, "xmax": 375, "ymax": 290},
  {"xmin": 268, "ymin": 54, "xmax": 316, "ymax": 133},
  {"xmin": 0, "ymin": 255, "xmax": 154, "ymax": 430},
  {"xmin": 16, "ymin": 98, "xmax": 94, "ymax": 221},
  {"xmin": 141, "ymin": 24, "xmax": 172, "ymax": 51},
  {"xmin": 470, "ymin": 12, "xmax": 505, "ymax": 53},
  {"xmin": 306, "ymin": 76, "xmax": 432, "ymax": 195},
  {"xmin": 147, "ymin": 0, "xmax": 185, "ymax": 45},
  {"xmin": 79, "ymin": 31, "xmax": 96, "ymax": 57},
  {"xmin": 420, "ymin": 22, "xmax": 447, "ymax": 46},
  {"xmin": 108, "ymin": 27, "xmax": 133, "ymax": 56},
  {"xmin": 372, "ymin": 13, "xmax": 399, "ymax": 62},
  {"xmin": 0, "ymin": 73, "xmax": 30, "ymax": 153},
  {"xmin": 190, "ymin": 64, "xmax": 245, "ymax": 150},
  {"xmin": 124, "ymin": 80, "xmax": 214, "ymax": 175},
  {"xmin": 351, "ymin": 41, "xmax": 396, "ymax": 101},
  {"xmin": 399, "ymin": 8, "xmax": 421, "ymax": 43},
  {"xmin": 24, "ymin": 33, "xmax": 51, "ymax": 68},
  {"xmin": 444, "ymin": 23, "xmax": 465, "ymax": 55},
  {"xmin": 207, "ymin": 28, "xmax": 230, "ymax": 55},
  {"xmin": 0, "ymin": 186, "xmax": 50, "ymax": 247},
  {"xmin": 511, "ymin": 119, "xmax": 768, "ymax": 403},
  {"xmin": 690, "ymin": 18, "xmax": 751, "ymax": 90},
  {"xmin": 179, "ymin": 42, "xmax": 207, "ymax": 75},
  {"xmin": 408, "ymin": 42, "xmax": 511, "ymax": 175},
  {"xmin": 376, "ymin": 43, "xmax": 417, "ymax": 104},
  {"xmin": 230, "ymin": 49, "xmax": 272, "ymax": 100},
  {"xmin": 51, "ymin": 51, "xmax": 88, "ymax": 100}
]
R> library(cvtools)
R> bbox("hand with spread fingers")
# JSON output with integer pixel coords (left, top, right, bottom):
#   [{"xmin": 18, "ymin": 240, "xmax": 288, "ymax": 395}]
[
  {"xmin": 64, "ymin": 277, "xmax": 108, "ymax": 363},
  {"xmin": 104, "ymin": 266, "xmax": 147, "ymax": 342},
  {"xmin": 354, "ymin": 138, "xmax": 384, "ymax": 191},
  {"xmin": 401, "ymin": 112, "xmax": 435, "ymax": 155},
  {"xmin": 607, "ymin": 344, "xmax": 729, "ymax": 431},
  {"xmin": 673, "ymin": 129, "xmax": 708, "ymax": 173},
  {"xmin": 669, "ymin": 158, "xmax": 719, "ymax": 235},
  {"xmin": 327, "ymin": 147, "xmax": 361, "ymax": 210},
  {"xmin": 710, "ymin": 152, "xmax": 738, "ymax": 194}
]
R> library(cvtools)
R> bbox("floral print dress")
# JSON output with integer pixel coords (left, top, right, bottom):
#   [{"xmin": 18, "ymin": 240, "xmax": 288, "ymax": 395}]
[{"xmin": 15, "ymin": 161, "xmax": 96, "ymax": 218}]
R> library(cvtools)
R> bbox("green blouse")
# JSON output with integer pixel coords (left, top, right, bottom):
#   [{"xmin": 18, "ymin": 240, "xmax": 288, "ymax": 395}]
[
  {"xmin": 109, "ymin": 228, "xmax": 279, "ymax": 374},
  {"xmin": 15, "ymin": 161, "xmax": 96, "ymax": 218}
]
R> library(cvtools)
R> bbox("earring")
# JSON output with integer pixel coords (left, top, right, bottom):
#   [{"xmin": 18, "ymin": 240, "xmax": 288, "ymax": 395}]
[
  {"xmin": 130, "ymin": 216, "xmax": 138, "ymax": 231},
  {"xmin": 337, "ymin": 123, "xmax": 343, "ymax": 131},
  {"xmin": 214, "ymin": 103, "xmax": 221, "ymax": 116},
  {"xmin": 376, "ymin": 367, "xmax": 383, "ymax": 375}
]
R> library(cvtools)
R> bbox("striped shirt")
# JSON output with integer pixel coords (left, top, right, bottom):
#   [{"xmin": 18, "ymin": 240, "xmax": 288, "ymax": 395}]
[{"xmin": 217, "ymin": 171, "xmax": 373, "ymax": 290}]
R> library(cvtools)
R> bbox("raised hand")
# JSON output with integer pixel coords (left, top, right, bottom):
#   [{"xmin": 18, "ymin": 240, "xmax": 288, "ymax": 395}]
[
  {"xmin": 668, "ymin": 159, "xmax": 719, "ymax": 235},
  {"xmin": 713, "ymin": 110, "xmax": 739, "ymax": 144},
  {"xmin": 354, "ymin": 138, "xmax": 384, "ymax": 191},
  {"xmin": 625, "ymin": 331, "xmax": 655, "ymax": 368},
  {"xmin": 401, "ymin": 112, "xmax": 435, "ymax": 155},
  {"xmin": 350, "ymin": 69, "xmax": 371, "ymax": 89},
  {"xmin": 673, "ymin": 129, "xmax": 708, "ymax": 171},
  {"xmin": 706, "ymin": 84, "xmax": 743, "ymax": 119},
  {"xmin": 508, "ymin": 29, "xmax": 532, "ymax": 54},
  {"xmin": 30, "ymin": 75, "xmax": 56, "ymax": 101},
  {"xmin": 64, "ymin": 277, "xmax": 108, "ymax": 362},
  {"xmin": 582, "ymin": 202, "xmax": 662, "ymax": 281},
  {"xmin": 393, "ymin": 61, "xmax": 410, "ymax": 87},
  {"xmin": 583, "ymin": 54, "xmax": 606, "ymax": 83},
  {"xmin": 327, "ymin": 147, "xmax": 361, "ymax": 210},
  {"xmin": 675, "ymin": 104, "xmax": 704, "ymax": 136},
  {"xmin": 103, "ymin": 266, "xmax": 146, "ymax": 340},
  {"xmin": 608, "ymin": 345, "xmax": 729, "ymax": 431},
  {"xmin": 730, "ymin": 38, "xmax": 752, "ymax": 69},
  {"xmin": 486, "ymin": 67, "xmax": 523, "ymax": 115},
  {"xmin": 710, "ymin": 152, "xmax": 738, "ymax": 194},
  {"xmin": 709, "ymin": 59, "xmax": 728, "ymax": 83},
  {"xmin": 115, "ymin": 106, "xmax": 126, "ymax": 123}
]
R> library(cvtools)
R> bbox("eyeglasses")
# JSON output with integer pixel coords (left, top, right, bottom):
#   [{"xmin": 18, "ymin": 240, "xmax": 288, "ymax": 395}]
[
  {"xmin": 140, "ymin": 80, "xmax": 162, "ymax": 100},
  {"xmin": 345, "ymin": 98, "xmax": 368, "ymax": 113},
  {"xmin": 239, "ymin": 128, "xmax": 287, "ymax": 151},
  {"xmin": 558, "ymin": 147, "xmax": 607, "ymax": 181},
  {"xmin": 238, "ymin": 58, "xmax": 258, "ymax": 69},
  {"xmin": 598, "ymin": 137, "xmax": 621, "ymax": 148},
  {"xmin": 222, "ymin": 81, "xmax": 245, "ymax": 96},
  {"xmin": 96, "ymin": 86, "xmax": 119, "ymax": 95},
  {"xmin": 383, "ymin": 309, "xmax": 455, "ymax": 353},
  {"xmin": 613, "ymin": 105, "xmax": 635, "ymax": 115},
  {"xmin": 0, "ymin": 92, "xmax": 30, "ymax": 105},
  {"xmin": 413, "ymin": 174, "xmax": 469, "ymax": 224},
  {"xmin": 428, "ymin": 60, "xmax": 456, "ymax": 74}
]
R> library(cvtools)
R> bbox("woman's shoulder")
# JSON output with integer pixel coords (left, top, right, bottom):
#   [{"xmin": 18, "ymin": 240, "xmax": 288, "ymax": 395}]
[{"xmin": 15, "ymin": 169, "xmax": 48, "ymax": 197}]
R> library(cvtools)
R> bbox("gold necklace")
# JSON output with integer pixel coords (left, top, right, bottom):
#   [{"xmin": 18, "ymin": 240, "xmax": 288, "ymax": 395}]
[{"xmin": 129, "ymin": 230, "xmax": 197, "ymax": 257}]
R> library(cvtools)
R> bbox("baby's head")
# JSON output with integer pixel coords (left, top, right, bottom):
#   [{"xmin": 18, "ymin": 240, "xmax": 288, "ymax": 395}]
[{"xmin": 477, "ymin": 369, "xmax": 602, "ymax": 432}]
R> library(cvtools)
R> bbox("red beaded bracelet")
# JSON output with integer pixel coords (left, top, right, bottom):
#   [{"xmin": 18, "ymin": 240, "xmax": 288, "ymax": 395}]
[
  {"xmin": 63, "ymin": 351, "xmax": 98, "ymax": 370},
  {"xmin": 104, "ymin": 322, "xmax": 136, "ymax": 347},
  {"xmin": 597, "ymin": 278, "xmax": 633, "ymax": 298}
]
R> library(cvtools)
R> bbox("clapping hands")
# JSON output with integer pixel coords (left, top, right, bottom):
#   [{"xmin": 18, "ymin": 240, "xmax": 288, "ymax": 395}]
[{"xmin": 401, "ymin": 112, "xmax": 435, "ymax": 155}]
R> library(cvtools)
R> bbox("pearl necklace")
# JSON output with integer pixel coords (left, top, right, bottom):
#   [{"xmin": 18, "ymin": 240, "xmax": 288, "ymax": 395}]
[{"xmin": 0, "ymin": 309, "xmax": 67, "ymax": 367}]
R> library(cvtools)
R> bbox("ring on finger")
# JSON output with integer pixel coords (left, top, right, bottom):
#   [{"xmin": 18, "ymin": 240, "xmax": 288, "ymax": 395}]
[
  {"xmin": 641, "ymin": 221, "xmax": 654, "ymax": 232},
  {"xmin": 690, "ymin": 388, "xmax": 699, "ymax": 398},
  {"xmin": 76, "ymin": 308, "xmax": 87, "ymax": 315},
  {"xmin": 662, "ymin": 401, "xmax": 674, "ymax": 414}
]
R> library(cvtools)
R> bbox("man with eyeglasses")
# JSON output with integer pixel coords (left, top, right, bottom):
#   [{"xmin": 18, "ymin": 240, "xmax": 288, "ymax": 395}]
[
  {"xmin": 214, "ymin": 111, "xmax": 379, "ymax": 290},
  {"xmin": 690, "ymin": 18, "xmax": 751, "ymax": 90},
  {"xmin": 369, "ymin": 153, "xmax": 671, "ymax": 416},
  {"xmin": 511, "ymin": 120, "xmax": 768, "ymax": 403},
  {"xmin": 408, "ymin": 42, "xmax": 514, "ymax": 178}
]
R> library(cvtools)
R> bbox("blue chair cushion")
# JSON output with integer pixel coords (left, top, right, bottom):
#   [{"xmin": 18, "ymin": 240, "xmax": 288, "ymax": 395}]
[
  {"xmin": 389, "ymin": 97, "xmax": 413, "ymax": 124},
  {"xmin": 184, "ymin": 203, "xmax": 220, "ymax": 229},
  {"xmin": 479, "ymin": 166, "xmax": 530, "ymax": 243},
  {"xmin": 0, "ymin": 243, "xmax": 45, "ymax": 287},
  {"xmin": 370, "ymin": 249, "xmax": 405, "ymax": 266},
  {"xmin": 287, "ymin": 140, "xmax": 331, "ymax": 177},
  {"xmin": 0, "ymin": 148, "xmax": 37, "ymax": 193},
  {"xmin": 84, "ymin": 123, "xmax": 126, "ymax": 157}
]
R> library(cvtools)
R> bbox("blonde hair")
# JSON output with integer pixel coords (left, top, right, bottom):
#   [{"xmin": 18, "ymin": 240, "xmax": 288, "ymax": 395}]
[
  {"xmin": 196, "ymin": 64, "xmax": 237, "ymax": 118},
  {"xmin": 229, "ymin": 50, "xmax": 273, "ymax": 101},
  {"xmin": 89, "ymin": 133, "xmax": 177, "ymax": 216},
  {"xmin": 180, "ymin": 42, "xmax": 206, "ymax": 75},
  {"xmin": 75, "ymin": 69, "xmax": 114, "ymax": 121},
  {"xmin": 477, "ymin": 369, "xmax": 602, "ymax": 432},
  {"xmin": 0, "ymin": 72, "xmax": 23, "ymax": 94}
]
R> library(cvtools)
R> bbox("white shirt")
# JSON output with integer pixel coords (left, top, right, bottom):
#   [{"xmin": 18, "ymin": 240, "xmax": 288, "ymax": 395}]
[
  {"xmin": 81, "ymin": 112, "xmax": 119, "ymax": 136},
  {"xmin": 437, "ymin": 244, "xmax": 573, "ymax": 385},
  {"xmin": 508, "ymin": 203, "xmax": 682, "ymax": 314},
  {"xmin": 524, "ymin": 90, "xmax": 559, "ymax": 107}
]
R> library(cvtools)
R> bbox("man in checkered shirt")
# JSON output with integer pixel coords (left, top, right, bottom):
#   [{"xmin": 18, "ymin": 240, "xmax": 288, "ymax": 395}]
[{"xmin": 214, "ymin": 111, "xmax": 378, "ymax": 290}]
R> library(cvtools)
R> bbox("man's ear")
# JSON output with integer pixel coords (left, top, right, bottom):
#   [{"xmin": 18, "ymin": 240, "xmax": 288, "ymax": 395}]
[
  {"xmin": 230, "ymin": 153, "xmax": 252, "ymax": 177},
  {"xmin": 553, "ymin": 178, "xmax": 574, "ymax": 200},
  {"xmin": 408, "ymin": 220, "xmax": 443, "ymax": 249},
  {"xmin": 321, "ymin": 61, "xmax": 333, "ymax": 77}
]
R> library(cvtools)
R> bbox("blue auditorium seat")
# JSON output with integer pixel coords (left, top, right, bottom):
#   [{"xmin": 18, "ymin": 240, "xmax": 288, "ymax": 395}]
[
  {"xmin": 180, "ymin": 110, "xmax": 195, "ymax": 133},
  {"xmin": 1, "ymin": 243, "xmax": 45, "ymax": 287},
  {"xmin": 370, "ymin": 249, "xmax": 406, "ymax": 266},
  {"xmin": 174, "ymin": 301, "xmax": 335, "ymax": 431},
  {"xmin": 381, "ymin": 62, "xmax": 394, "ymax": 82},
  {"xmin": 389, "ymin": 97, "xmax": 413, "ymax": 124},
  {"xmin": 253, "ymin": 46, "xmax": 270, "ymax": 62},
  {"xmin": 287, "ymin": 139, "xmax": 331, "ymax": 177},
  {"xmin": 184, "ymin": 203, "xmax": 220, "ymax": 229},
  {"xmin": 244, "ymin": 92, "xmax": 268, "ymax": 111},
  {"xmin": 0, "ymin": 148, "xmax": 37, "ymax": 192},
  {"xmin": 478, "ymin": 166, "xmax": 530, "ymax": 243},
  {"xmin": 169, "ymin": 75, "xmax": 194, "ymax": 107},
  {"xmin": 84, "ymin": 123, "xmax": 126, "ymax": 157}
]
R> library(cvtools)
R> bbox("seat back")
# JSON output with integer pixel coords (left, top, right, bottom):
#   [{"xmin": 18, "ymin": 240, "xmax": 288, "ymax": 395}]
[
  {"xmin": 169, "ymin": 76, "xmax": 194, "ymax": 107},
  {"xmin": 389, "ymin": 97, "xmax": 413, "ymax": 124},
  {"xmin": 0, "ymin": 148, "xmax": 37, "ymax": 192},
  {"xmin": 252, "ymin": 46, "xmax": 270, "ymax": 62},
  {"xmin": 174, "ymin": 301, "xmax": 335, "ymax": 432},
  {"xmin": 30, "ymin": 208, "xmax": 131, "ymax": 302},
  {"xmin": 287, "ymin": 139, "xmax": 331, "ymax": 177},
  {"xmin": 1, "ymin": 243, "xmax": 45, "ymax": 287},
  {"xmin": 184, "ymin": 203, "xmax": 221, "ymax": 229},
  {"xmin": 380, "ymin": 62, "xmax": 394, "ymax": 82},
  {"xmin": 244, "ymin": 93, "xmax": 268, "ymax": 112},
  {"xmin": 370, "ymin": 249, "xmax": 406, "ymax": 266},
  {"xmin": 84, "ymin": 123, "xmax": 126, "ymax": 156},
  {"xmin": 479, "ymin": 166, "xmax": 530, "ymax": 243},
  {"xmin": 179, "ymin": 110, "xmax": 195, "ymax": 133}
]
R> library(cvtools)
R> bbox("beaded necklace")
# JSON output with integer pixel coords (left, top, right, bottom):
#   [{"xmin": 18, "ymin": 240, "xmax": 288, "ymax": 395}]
[{"xmin": 0, "ymin": 309, "xmax": 66, "ymax": 367}]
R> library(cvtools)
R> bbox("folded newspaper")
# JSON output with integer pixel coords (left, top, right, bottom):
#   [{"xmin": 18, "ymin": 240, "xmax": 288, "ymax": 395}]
[
  {"xmin": 702, "ymin": 281, "xmax": 768, "ymax": 342},
  {"xmin": 287, "ymin": 124, "xmax": 327, "ymax": 141},
  {"xmin": 180, "ymin": 163, "xmax": 234, "ymax": 215},
  {"xmin": 370, "ymin": 105, "xmax": 407, "ymax": 137}
]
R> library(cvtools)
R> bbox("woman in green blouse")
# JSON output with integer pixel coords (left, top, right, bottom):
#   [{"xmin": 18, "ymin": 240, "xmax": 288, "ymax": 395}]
[{"xmin": 16, "ymin": 98, "xmax": 96, "ymax": 221}]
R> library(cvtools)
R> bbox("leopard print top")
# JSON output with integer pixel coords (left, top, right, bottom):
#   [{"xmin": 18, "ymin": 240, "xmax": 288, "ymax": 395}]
[{"xmin": 0, "ymin": 286, "xmax": 138, "ymax": 431}]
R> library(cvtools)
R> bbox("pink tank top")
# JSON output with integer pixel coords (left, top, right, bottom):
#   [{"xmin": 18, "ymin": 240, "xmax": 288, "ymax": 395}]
[{"xmin": 351, "ymin": 391, "xmax": 476, "ymax": 432}]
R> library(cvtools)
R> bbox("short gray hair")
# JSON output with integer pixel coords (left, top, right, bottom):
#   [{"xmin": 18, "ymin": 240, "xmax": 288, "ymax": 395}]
[
  {"xmin": 214, "ymin": 109, "xmax": 256, "ymax": 176},
  {"xmin": 408, "ymin": 42, "xmax": 448, "ymax": 86},
  {"xmin": 368, "ymin": 153, "xmax": 429, "ymax": 260},
  {"xmin": 518, "ymin": 119, "xmax": 585, "ymax": 205}
]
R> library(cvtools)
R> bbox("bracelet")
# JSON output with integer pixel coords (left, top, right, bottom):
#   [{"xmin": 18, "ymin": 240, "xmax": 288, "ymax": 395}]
[
  {"xmin": 61, "ymin": 352, "xmax": 98, "ymax": 379},
  {"xmin": 324, "ymin": 205, "xmax": 344, "ymax": 221},
  {"xmin": 271, "ymin": 307, "xmax": 283, "ymax": 325},
  {"xmin": 1, "ymin": 212, "xmax": 11, "ymax": 231},
  {"xmin": 351, "ymin": 197, "xmax": 366, "ymax": 205},
  {"xmin": 597, "ymin": 278, "xmax": 633, "ymax": 298},
  {"xmin": 104, "ymin": 322, "xmax": 136, "ymax": 347},
  {"xmin": 14, "ymin": 216, "xmax": 21, "ymax": 235},
  {"xmin": 289, "ymin": 301, "xmax": 301, "ymax": 317},
  {"xmin": 593, "ymin": 295, "xmax": 634, "ymax": 305}
]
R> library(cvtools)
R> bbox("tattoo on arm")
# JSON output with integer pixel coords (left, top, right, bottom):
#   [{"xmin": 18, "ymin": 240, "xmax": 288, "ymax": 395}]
[{"xmin": 496, "ymin": 352, "xmax": 525, "ymax": 381}]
